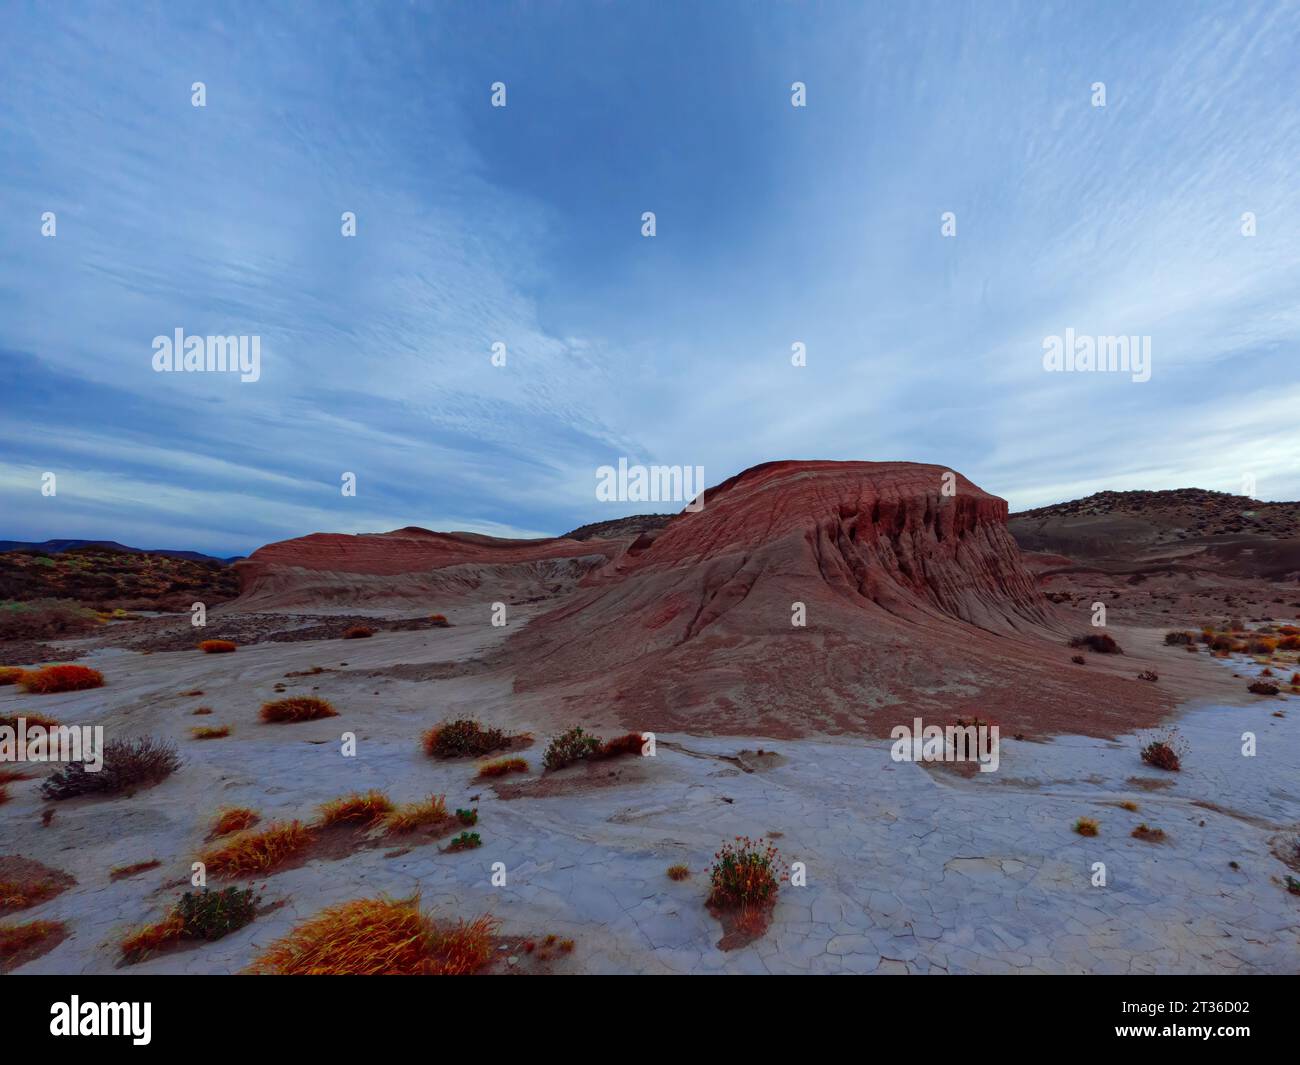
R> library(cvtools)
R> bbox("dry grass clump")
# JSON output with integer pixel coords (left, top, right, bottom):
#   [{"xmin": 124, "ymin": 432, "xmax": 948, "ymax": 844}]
[
  {"xmin": 17, "ymin": 664, "xmax": 104, "ymax": 693},
  {"xmin": 210, "ymin": 807, "xmax": 260, "ymax": 838},
  {"xmin": 109, "ymin": 859, "xmax": 161, "ymax": 881},
  {"xmin": 249, "ymin": 896, "xmax": 495, "ymax": 976},
  {"xmin": 41, "ymin": 737, "xmax": 180, "ymax": 800},
  {"xmin": 342, "ymin": 626, "xmax": 373, "ymax": 639},
  {"xmin": 381, "ymin": 794, "xmax": 449, "ymax": 835},
  {"xmin": 192, "ymin": 706, "xmax": 214, "ymax": 715},
  {"xmin": 1069, "ymin": 633, "xmax": 1122, "ymax": 654},
  {"xmin": 199, "ymin": 821, "xmax": 314, "ymax": 878},
  {"xmin": 1131, "ymin": 823, "xmax": 1166, "ymax": 843},
  {"xmin": 259, "ymin": 697, "xmax": 338, "ymax": 723},
  {"xmin": 0, "ymin": 711, "xmax": 60, "ymax": 731},
  {"xmin": 0, "ymin": 919, "xmax": 64, "ymax": 963},
  {"xmin": 319, "ymin": 790, "xmax": 394, "ymax": 826},
  {"xmin": 0, "ymin": 667, "xmax": 25, "ymax": 686},
  {"xmin": 1074, "ymin": 817, "xmax": 1100, "ymax": 837},
  {"xmin": 477, "ymin": 757, "xmax": 528, "ymax": 778},
  {"xmin": 667, "ymin": 864, "xmax": 690, "ymax": 881},
  {"xmin": 1248, "ymin": 680, "xmax": 1280, "ymax": 696},
  {"xmin": 598, "ymin": 732, "xmax": 645, "ymax": 758},
  {"xmin": 0, "ymin": 878, "xmax": 60, "ymax": 910},
  {"xmin": 198, "ymin": 640, "xmax": 237, "ymax": 653},
  {"xmin": 428, "ymin": 614, "xmax": 451, "ymax": 627},
  {"xmin": 422, "ymin": 718, "xmax": 512, "ymax": 758},
  {"xmin": 1119, "ymin": 800, "xmax": 1139, "ymax": 812},
  {"xmin": 190, "ymin": 725, "xmax": 230, "ymax": 740}
]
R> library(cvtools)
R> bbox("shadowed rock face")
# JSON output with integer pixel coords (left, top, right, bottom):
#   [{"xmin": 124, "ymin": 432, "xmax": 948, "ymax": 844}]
[{"xmin": 509, "ymin": 461, "xmax": 1169, "ymax": 738}]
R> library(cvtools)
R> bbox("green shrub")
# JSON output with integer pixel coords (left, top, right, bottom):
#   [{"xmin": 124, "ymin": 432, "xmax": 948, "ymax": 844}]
[{"xmin": 543, "ymin": 726, "xmax": 601, "ymax": 771}]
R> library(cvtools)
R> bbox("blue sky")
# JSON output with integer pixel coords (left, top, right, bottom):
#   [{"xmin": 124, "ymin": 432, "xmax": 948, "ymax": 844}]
[{"xmin": 2, "ymin": 0, "xmax": 1298, "ymax": 556}]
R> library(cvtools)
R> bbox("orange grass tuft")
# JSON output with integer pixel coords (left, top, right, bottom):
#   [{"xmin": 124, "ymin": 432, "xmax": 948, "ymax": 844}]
[
  {"xmin": 667, "ymin": 863, "xmax": 690, "ymax": 881},
  {"xmin": 0, "ymin": 879, "xmax": 59, "ymax": 910},
  {"xmin": 190, "ymin": 725, "xmax": 230, "ymax": 740},
  {"xmin": 109, "ymin": 859, "xmax": 161, "ymax": 880},
  {"xmin": 0, "ymin": 667, "xmax": 26, "ymax": 686},
  {"xmin": 0, "ymin": 711, "xmax": 60, "ymax": 731},
  {"xmin": 118, "ymin": 913, "xmax": 185, "ymax": 960},
  {"xmin": 210, "ymin": 807, "xmax": 259, "ymax": 837},
  {"xmin": 259, "ymin": 697, "xmax": 338, "ymax": 723},
  {"xmin": 17, "ymin": 664, "xmax": 103, "ymax": 694},
  {"xmin": 199, "ymin": 821, "xmax": 314, "ymax": 878},
  {"xmin": 476, "ymin": 757, "xmax": 528, "ymax": 778},
  {"xmin": 597, "ymin": 732, "xmax": 645, "ymax": 758},
  {"xmin": 250, "ymin": 895, "xmax": 495, "ymax": 976},
  {"xmin": 1074, "ymin": 817, "xmax": 1100, "ymax": 837},
  {"xmin": 0, "ymin": 919, "xmax": 64, "ymax": 957},
  {"xmin": 381, "ymin": 794, "xmax": 449, "ymax": 835},
  {"xmin": 342, "ymin": 626, "xmax": 373, "ymax": 639},
  {"xmin": 319, "ymin": 790, "xmax": 394, "ymax": 826},
  {"xmin": 198, "ymin": 640, "xmax": 237, "ymax": 654}
]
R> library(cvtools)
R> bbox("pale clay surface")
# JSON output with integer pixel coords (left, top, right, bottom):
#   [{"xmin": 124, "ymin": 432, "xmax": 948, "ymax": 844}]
[{"xmin": 3, "ymin": 610, "xmax": 1298, "ymax": 975}]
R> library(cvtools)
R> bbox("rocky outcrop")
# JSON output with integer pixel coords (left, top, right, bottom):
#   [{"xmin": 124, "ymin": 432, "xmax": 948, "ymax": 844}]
[
  {"xmin": 509, "ymin": 461, "xmax": 1169, "ymax": 737},
  {"xmin": 233, "ymin": 527, "xmax": 620, "ymax": 610}
]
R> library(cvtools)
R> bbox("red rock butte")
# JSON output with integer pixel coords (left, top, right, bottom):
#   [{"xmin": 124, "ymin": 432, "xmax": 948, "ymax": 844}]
[{"xmin": 235, "ymin": 460, "xmax": 1172, "ymax": 738}]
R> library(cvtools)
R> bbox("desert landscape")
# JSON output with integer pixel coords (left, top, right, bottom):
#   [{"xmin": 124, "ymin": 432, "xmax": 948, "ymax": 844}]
[{"xmin": 3, "ymin": 461, "xmax": 1298, "ymax": 975}]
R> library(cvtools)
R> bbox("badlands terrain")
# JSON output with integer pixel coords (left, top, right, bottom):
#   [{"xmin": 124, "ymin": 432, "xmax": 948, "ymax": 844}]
[{"xmin": 1, "ymin": 461, "xmax": 1298, "ymax": 974}]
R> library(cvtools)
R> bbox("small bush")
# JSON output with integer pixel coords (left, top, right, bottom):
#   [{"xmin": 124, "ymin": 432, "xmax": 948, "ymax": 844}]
[
  {"xmin": 199, "ymin": 821, "xmax": 314, "ymax": 878},
  {"xmin": 476, "ymin": 757, "xmax": 528, "ymax": 778},
  {"xmin": 455, "ymin": 807, "xmax": 478, "ymax": 826},
  {"xmin": 1163, "ymin": 631, "xmax": 1194, "ymax": 646},
  {"xmin": 1070, "ymin": 655, "xmax": 1086, "ymax": 665},
  {"xmin": 1277, "ymin": 635, "xmax": 1300, "ymax": 651},
  {"xmin": 1286, "ymin": 876, "xmax": 1300, "ymax": 896},
  {"xmin": 0, "ymin": 711, "xmax": 60, "ymax": 731},
  {"xmin": 0, "ymin": 667, "xmax": 25, "ymax": 686},
  {"xmin": 1137, "ymin": 670, "xmax": 1158, "ymax": 682},
  {"xmin": 1069, "ymin": 633, "xmax": 1122, "ymax": 654},
  {"xmin": 259, "ymin": 697, "xmax": 338, "ymax": 723},
  {"xmin": 342, "ymin": 626, "xmax": 373, "ymax": 640},
  {"xmin": 1248, "ymin": 681, "xmax": 1280, "ymax": 696},
  {"xmin": 190, "ymin": 725, "xmax": 230, "ymax": 739},
  {"xmin": 319, "ymin": 790, "xmax": 394, "ymax": 826},
  {"xmin": 1119, "ymin": 800, "xmax": 1139, "ymax": 812},
  {"xmin": 121, "ymin": 886, "xmax": 258, "ymax": 962},
  {"xmin": 1140, "ymin": 738, "xmax": 1182, "ymax": 772},
  {"xmin": 422, "ymin": 719, "xmax": 509, "ymax": 758},
  {"xmin": 708, "ymin": 837, "xmax": 782, "ymax": 910},
  {"xmin": 198, "ymin": 640, "xmax": 237, "ymax": 654},
  {"xmin": 429, "ymin": 614, "xmax": 451, "ymax": 628},
  {"xmin": 210, "ymin": 807, "xmax": 259, "ymax": 837},
  {"xmin": 446, "ymin": 831, "xmax": 481, "ymax": 852},
  {"xmin": 543, "ymin": 726, "xmax": 601, "ymax": 771},
  {"xmin": 1247, "ymin": 637, "xmax": 1278, "ymax": 655},
  {"xmin": 381, "ymin": 794, "xmax": 448, "ymax": 835},
  {"xmin": 1074, "ymin": 817, "xmax": 1099, "ymax": 837},
  {"xmin": 41, "ymin": 737, "xmax": 180, "ymax": 800},
  {"xmin": 1131, "ymin": 824, "xmax": 1166, "ymax": 843},
  {"xmin": 667, "ymin": 864, "xmax": 690, "ymax": 881},
  {"xmin": 18, "ymin": 664, "xmax": 104, "ymax": 694}
]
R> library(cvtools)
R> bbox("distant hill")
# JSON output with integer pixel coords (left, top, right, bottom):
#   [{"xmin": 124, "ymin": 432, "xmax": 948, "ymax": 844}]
[
  {"xmin": 0, "ymin": 543, "xmax": 241, "ymax": 610},
  {"xmin": 0, "ymin": 539, "xmax": 241, "ymax": 565},
  {"xmin": 1009, "ymin": 488, "xmax": 1300, "ymax": 581},
  {"xmin": 560, "ymin": 514, "xmax": 675, "ymax": 541}
]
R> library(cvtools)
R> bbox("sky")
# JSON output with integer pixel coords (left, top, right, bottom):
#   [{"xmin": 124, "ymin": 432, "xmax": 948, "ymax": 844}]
[{"xmin": 2, "ymin": 0, "xmax": 1298, "ymax": 557}]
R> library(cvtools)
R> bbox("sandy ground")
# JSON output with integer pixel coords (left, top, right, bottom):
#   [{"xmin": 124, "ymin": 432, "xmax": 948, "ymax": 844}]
[{"xmin": 2, "ymin": 605, "xmax": 1298, "ymax": 974}]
